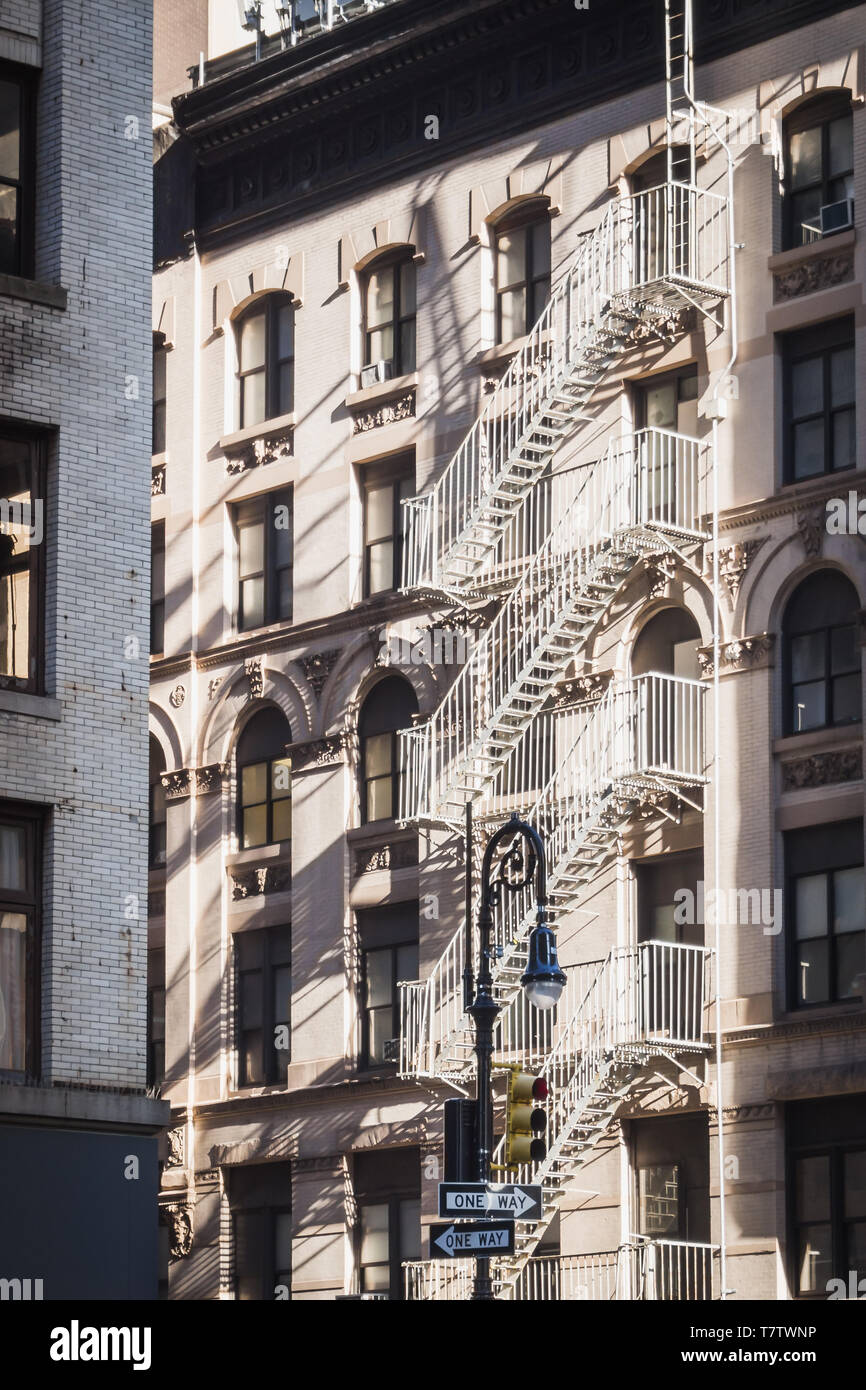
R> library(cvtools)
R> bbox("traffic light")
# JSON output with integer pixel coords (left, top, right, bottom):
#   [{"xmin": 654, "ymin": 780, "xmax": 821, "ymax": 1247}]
[
  {"xmin": 503, "ymin": 1066, "xmax": 548, "ymax": 1167},
  {"xmin": 443, "ymin": 1097, "xmax": 477, "ymax": 1182}
]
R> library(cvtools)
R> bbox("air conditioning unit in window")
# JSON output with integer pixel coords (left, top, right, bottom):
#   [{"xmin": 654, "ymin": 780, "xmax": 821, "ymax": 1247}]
[
  {"xmin": 360, "ymin": 359, "xmax": 394, "ymax": 389},
  {"xmin": 820, "ymin": 198, "xmax": 854, "ymax": 236}
]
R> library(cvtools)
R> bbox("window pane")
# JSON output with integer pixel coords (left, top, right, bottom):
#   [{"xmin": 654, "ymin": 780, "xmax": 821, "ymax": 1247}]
[
  {"xmin": 367, "ymin": 324, "xmax": 394, "ymax": 366},
  {"xmin": 239, "ymin": 520, "xmax": 264, "ymax": 578},
  {"xmin": 243, "ymin": 804, "xmax": 268, "ymax": 850},
  {"xmin": 638, "ymin": 1164, "xmax": 680, "ymax": 1236},
  {"xmin": 399, "ymin": 321, "xmax": 416, "ymax": 375},
  {"xmin": 277, "ymin": 568, "xmax": 293, "ymax": 621},
  {"xmin": 831, "ymin": 347, "xmax": 855, "ymax": 407},
  {"xmin": 239, "ymin": 312, "xmax": 266, "ymax": 371},
  {"xmin": 797, "ymin": 1225, "xmax": 832, "ymax": 1294},
  {"xmin": 367, "ymin": 540, "xmax": 393, "ymax": 595},
  {"xmin": 831, "ymin": 625, "xmax": 857, "ymax": 675},
  {"xmin": 275, "ymin": 1212, "xmax": 293, "ymax": 1274},
  {"xmin": 832, "ymin": 408, "xmax": 856, "ymax": 472},
  {"xmin": 366, "ymin": 268, "xmax": 394, "ymax": 329},
  {"xmin": 795, "ymin": 937, "xmax": 830, "ymax": 1005},
  {"xmin": 832, "ymin": 673, "xmax": 861, "ymax": 724},
  {"xmin": 243, "ymin": 1030, "xmax": 264, "ymax": 1086},
  {"xmin": 360, "ymin": 1203, "xmax": 389, "ymax": 1265},
  {"xmin": 278, "ymin": 361, "xmax": 293, "ymax": 415},
  {"xmin": 834, "ymin": 868, "xmax": 865, "ymax": 934},
  {"xmin": 0, "ymin": 184, "xmax": 17, "ymax": 274},
  {"xmin": 845, "ymin": 1152, "xmax": 866, "ymax": 1219},
  {"xmin": 0, "ymin": 81, "xmax": 20, "ymax": 180},
  {"xmin": 367, "ymin": 1006, "xmax": 391, "ymax": 1065},
  {"xmin": 240, "ymin": 577, "xmax": 264, "ymax": 630},
  {"xmin": 236, "ymin": 931, "xmax": 263, "ymax": 970},
  {"xmin": 790, "ymin": 189, "xmax": 822, "ymax": 244},
  {"xmin": 497, "ymin": 228, "xmax": 526, "ymax": 291},
  {"xmin": 829, "ymin": 172, "xmax": 855, "ymax": 204},
  {"xmin": 791, "ymin": 632, "xmax": 824, "ymax": 684},
  {"xmin": 367, "ymin": 776, "xmax": 393, "ymax": 822},
  {"xmin": 789, "ymin": 126, "xmax": 822, "ymax": 190},
  {"xmin": 365, "ymin": 950, "xmax": 392, "ymax": 1009},
  {"xmin": 271, "ymin": 758, "xmax": 292, "ymax": 799},
  {"xmin": 241, "ymin": 371, "xmax": 266, "ymax": 428},
  {"xmin": 797, "ymin": 1154, "xmax": 831, "ymax": 1222},
  {"xmin": 791, "ymin": 356, "xmax": 824, "ymax": 417},
  {"xmin": 366, "ymin": 484, "xmax": 394, "ymax": 544},
  {"xmin": 0, "ymin": 824, "xmax": 26, "ymax": 891},
  {"xmin": 795, "ymin": 875, "xmax": 828, "ymax": 940},
  {"xmin": 241, "ymin": 972, "xmax": 263, "ymax": 1028},
  {"xmin": 530, "ymin": 276, "xmax": 551, "ymax": 324},
  {"xmin": 399, "ymin": 1199, "xmax": 421, "ymax": 1262},
  {"xmin": 0, "ymin": 911, "xmax": 27, "ymax": 1070},
  {"xmin": 241, "ymin": 761, "xmax": 267, "ymax": 807},
  {"xmin": 848, "ymin": 1222, "xmax": 866, "ymax": 1279},
  {"xmin": 277, "ymin": 304, "xmax": 293, "ymax": 359},
  {"xmin": 234, "ymin": 1211, "xmax": 264, "ymax": 1300},
  {"xmin": 365, "ymin": 732, "xmax": 392, "ymax": 780},
  {"xmin": 829, "ymin": 115, "xmax": 853, "ymax": 177},
  {"xmin": 396, "ymin": 942, "xmax": 418, "ymax": 983},
  {"xmin": 272, "ymin": 797, "xmax": 292, "ymax": 844},
  {"xmin": 273, "ymin": 965, "xmax": 292, "ymax": 1028},
  {"xmin": 399, "ymin": 262, "xmax": 415, "ymax": 315},
  {"xmin": 644, "ymin": 382, "xmax": 677, "ymax": 430},
  {"xmin": 273, "ymin": 500, "xmax": 292, "ymax": 563},
  {"xmin": 792, "ymin": 680, "xmax": 826, "ymax": 732},
  {"xmin": 498, "ymin": 287, "xmax": 525, "ymax": 343},
  {"xmin": 531, "ymin": 220, "xmax": 551, "ymax": 275},
  {"xmin": 836, "ymin": 930, "xmax": 864, "ymax": 999}
]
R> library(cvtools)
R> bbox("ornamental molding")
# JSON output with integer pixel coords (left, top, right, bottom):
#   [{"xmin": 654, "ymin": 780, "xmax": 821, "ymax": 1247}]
[
  {"xmin": 351, "ymin": 391, "xmax": 415, "ymax": 434},
  {"xmin": 781, "ymin": 747, "xmax": 862, "ymax": 791},
  {"xmin": 353, "ymin": 838, "xmax": 419, "ymax": 876},
  {"xmin": 207, "ymin": 677, "xmax": 222, "ymax": 701},
  {"xmin": 230, "ymin": 864, "xmax": 292, "ymax": 900},
  {"xmin": 290, "ymin": 732, "xmax": 349, "ymax": 772},
  {"xmin": 225, "ymin": 427, "xmax": 293, "ymax": 476},
  {"xmin": 195, "ymin": 762, "xmax": 228, "ymax": 795},
  {"xmin": 773, "ymin": 249, "xmax": 854, "ymax": 303},
  {"xmin": 151, "ymin": 462, "xmax": 166, "ymax": 497},
  {"xmin": 697, "ymin": 632, "xmax": 775, "ymax": 677},
  {"xmin": 244, "ymin": 656, "xmax": 264, "ymax": 698},
  {"xmin": 299, "ymin": 649, "xmax": 341, "ymax": 700},
  {"xmin": 719, "ymin": 1102, "xmax": 777, "ymax": 1123},
  {"xmin": 706, "ymin": 537, "xmax": 767, "ymax": 605},
  {"xmin": 165, "ymin": 1127, "xmax": 185, "ymax": 1169},
  {"xmin": 645, "ymin": 551, "xmax": 679, "ymax": 599},
  {"xmin": 161, "ymin": 768, "xmax": 191, "ymax": 801},
  {"xmin": 797, "ymin": 506, "xmax": 824, "ymax": 558},
  {"xmin": 716, "ymin": 470, "xmax": 866, "ymax": 534},
  {"xmin": 551, "ymin": 672, "xmax": 611, "ymax": 709},
  {"xmin": 163, "ymin": 1203, "xmax": 194, "ymax": 1261},
  {"xmin": 169, "ymin": 684, "xmax": 186, "ymax": 708}
]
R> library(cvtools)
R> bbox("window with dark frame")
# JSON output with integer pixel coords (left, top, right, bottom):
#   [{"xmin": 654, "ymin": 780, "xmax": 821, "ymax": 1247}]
[
  {"xmin": 146, "ymin": 948, "xmax": 165, "ymax": 1091},
  {"xmin": 0, "ymin": 805, "xmax": 41, "ymax": 1079},
  {"xmin": 234, "ymin": 489, "xmax": 293, "ymax": 632},
  {"xmin": 235, "ymin": 925, "xmax": 292, "ymax": 1088},
  {"xmin": 150, "ymin": 522, "xmax": 165, "ymax": 658},
  {"xmin": 362, "ymin": 253, "xmax": 416, "ymax": 377},
  {"xmin": 152, "ymin": 337, "xmax": 167, "ymax": 455},
  {"xmin": 363, "ymin": 458, "xmax": 414, "ymax": 597},
  {"xmin": 149, "ymin": 736, "xmax": 166, "ymax": 870},
  {"xmin": 788, "ymin": 1097, "xmax": 866, "ymax": 1297},
  {"xmin": 495, "ymin": 206, "xmax": 551, "ymax": 343},
  {"xmin": 782, "ymin": 318, "xmax": 855, "ymax": 484},
  {"xmin": 354, "ymin": 1148, "xmax": 421, "ymax": 1299},
  {"xmin": 782, "ymin": 571, "xmax": 861, "ymax": 735},
  {"xmin": 357, "ymin": 903, "xmax": 418, "ymax": 1069},
  {"xmin": 0, "ymin": 68, "xmax": 35, "ymax": 279},
  {"xmin": 236, "ymin": 707, "xmax": 293, "ymax": 851},
  {"xmin": 784, "ymin": 93, "xmax": 854, "ymax": 249},
  {"xmin": 235, "ymin": 294, "xmax": 295, "ymax": 430},
  {"xmin": 0, "ymin": 431, "xmax": 43, "ymax": 693},
  {"xmin": 786, "ymin": 820, "xmax": 865, "ymax": 1010},
  {"xmin": 358, "ymin": 675, "xmax": 418, "ymax": 824},
  {"xmin": 229, "ymin": 1162, "xmax": 292, "ymax": 1301}
]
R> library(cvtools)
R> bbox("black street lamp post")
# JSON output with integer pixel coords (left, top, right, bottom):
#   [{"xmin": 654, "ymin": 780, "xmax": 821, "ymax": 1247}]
[{"xmin": 463, "ymin": 809, "xmax": 566, "ymax": 1301}]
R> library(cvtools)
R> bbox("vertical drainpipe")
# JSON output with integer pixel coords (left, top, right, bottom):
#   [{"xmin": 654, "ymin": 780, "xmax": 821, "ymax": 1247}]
[{"xmin": 186, "ymin": 232, "xmax": 203, "ymax": 1227}]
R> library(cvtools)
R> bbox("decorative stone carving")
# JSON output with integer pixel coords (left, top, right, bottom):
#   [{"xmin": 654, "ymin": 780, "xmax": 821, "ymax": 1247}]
[
  {"xmin": 225, "ymin": 428, "xmax": 293, "ymax": 475},
  {"xmin": 552, "ymin": 673, "xmax": 610, "ymax": 708},
  {"xmin": 195, "ymin": 762, "xmax": 227, "ymax": 795},
  {"xmin": 773, "ymin": 251, "xmax": 854, "ymax": 303},
  {"xmin": 291, "ymin": 732, "xmax": 348, "ymax": 772},
  {"xmin": 230, "ymin": 865, "xmax": 292, "ymax": 900},
  {"xmin": 169, "ymin": 684, "xmax": 185, "ymax": 708},
  {"xmin": 711, "ymin": 538, "xmax": 767, "ymax": 605},
  {"xmin": 782, "ymin": 748, "xmax": 862, "ymax": 791},
  {"xmin": 797, "ymin": 508, "xmax": 824, "ymax": 559},
  {"xmin": 352, "ymin": 391, "xmax": 415, "ymax": 434},
  {"xmin": 164, "ymin": 1203, "xmax": 194, "ymax": 1260},
  {"xmin": 244, "ymin": 657, "xmax": 263, "ymax": 698},
  {"xmin": 300, "ymin": 649, "xmax": 341, "ymax": 700},
  {"xmin": 697, "ymin": 632, "xmax": 775, "ymax": 677},
  {"xmin": 165, "ymin": 1127, "xmax": 185, "ymax": 1169},
  {"xmin": 151, "ymin": 463, "xmax": 166, "ymax": 497},
  {"xmin": 207, "ymin": 677, "xmax": 222, "ymax": 701},
  {"xmin": 354, "ymin": 839, "xmax": 419, "ymax": 876},
  {"xmin": 161, "ymin": 769, "xmax": 191, "ymax": 801},
  {"xmin": 646, "ymin": 552, "xmax": 678, "ymax": 598}
]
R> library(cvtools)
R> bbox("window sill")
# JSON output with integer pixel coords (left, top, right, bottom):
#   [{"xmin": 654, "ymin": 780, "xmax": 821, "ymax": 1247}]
[
  {"xmin": 345, "ymin": 371, "xmax": 418, "ymax": 411},
  {"xmin": 219, "ymin": 412, "xmax": 296, "ymax": 454},
  {"xmin": 347, "ymin": 820, "xmax": 415, "ymax": 845},
  {"xmin": 777, "ymin": 465, "xmax": 865, "ymax": 497},
  {"xmin": 225, "ymin": 841, "xmax": 291, "ymax": 869},
  {"xmin": 474, "ymin": 335, "xmax": 531, "ymax": 369},
  {"xmin": 0, "ymin": 688, "xmax": 61, "ymax": 720},
  {"xmin": 774, "ymin": 723, "xmax": 862, "ymax": 757},
  {"xmin": 0, "ymin": 272, "xmax": 68, "ymax": 310},
  {"xmin": 767, "ymin": 227, "xmax": 856, "ymax": 272}
]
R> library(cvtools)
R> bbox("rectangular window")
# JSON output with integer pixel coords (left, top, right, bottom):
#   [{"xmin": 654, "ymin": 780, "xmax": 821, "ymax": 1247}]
[
  {"xmin": 150, "ymin": 522, "xmax": 165, "ymax": 657},
  {"xmin": 152, "ymin": 339, "xmax": 167, "ymax": 455},
  {"xmin": 357, "ymin": 903, "xmax": 418, "ymax": 1068},
  {"xmin": 229, "ymin": 1162, "xmax": 292, "ymax": 1300},
  {"xmin": 496, "ymin": 216, "xmax": 551, "ymax": 342},
  {"xmin": 786, "ymin": 821, "xmax": 865, "ymax": 1009},
  {"xmin": 235, "ymin": 926, "xmax": 292, "ymax": 1087},
  {"xmin": 783, "ymin": 319, "xmax": 855, "ymax": 483},
  {"xmin": 789, "ymin": 1097, "xmax": 866, "ymax": 1296},
  {"xmin": 0, "ymin": 68, "xmax": 35, "ymax": 278},
  {"xmin": 355, "ymin": 1148, "xmax": 421, "ymax": 1299},
  {"xmin": 785, "ymin": 100, "xmax": 854, "ymax": 249},
  {"xmin": 363, "ymin": 457, "xmax": 414, "ymax": 597},
  {"xmin": 234, "ymin": 490, "xmax": 293, "ymax": 632},
  {"xmin": 0, "ymin": 805, "xmax": 41, "ymax": 1078},
  {"xmin": 147, "ymin": 949, "xmax": 165, "ymax": 1090},
  {"xmin": 0, "ymin": 431, "xmax": 44, "ymax": 693}
]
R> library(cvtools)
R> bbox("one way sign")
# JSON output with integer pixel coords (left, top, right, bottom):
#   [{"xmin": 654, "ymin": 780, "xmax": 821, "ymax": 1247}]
[
  {"xmin": 430, "ymin": 1221, "xmax": 516, "ymax": 1258},
  {"xmin": 438, "ymin": 1182, "xmax": 543, "ymax": 1221}
]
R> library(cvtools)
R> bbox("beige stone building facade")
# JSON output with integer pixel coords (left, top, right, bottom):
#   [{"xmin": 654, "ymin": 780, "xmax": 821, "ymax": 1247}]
[{"xmin": 151, "ymin": 0, "xmax": 866, "ymax": 1299}]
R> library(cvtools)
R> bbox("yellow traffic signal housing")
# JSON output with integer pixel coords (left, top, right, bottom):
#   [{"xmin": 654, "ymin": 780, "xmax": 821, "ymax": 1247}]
[{"xmin": 503, "ymin": 1065, "xmax": 548, "ymax": 1167}]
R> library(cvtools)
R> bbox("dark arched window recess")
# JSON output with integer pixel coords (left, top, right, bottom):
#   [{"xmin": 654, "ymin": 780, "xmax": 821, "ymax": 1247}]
[
  {"xmin": 234, "ymin": 294, "xmax": 295, "ymax": 430},
  {"xmin": 149, "ymin": 736, "xmax": 166, "ymax": 869},
  {"xmin": 784, "ymin": 92, "xmax": 854, "ymax": 249},
  {"xmin": 632, "ymin": 607, "xmax": 701, "ymax": 679},
  {"xmin": 361, "ymin": 251, "xmax": 416, "ymax": 381},
  {"xmin": 493, "ymin": 201, "xmax": 551, "ymax": 343},
  {"xmin": 632, "ymin": 608, "xmax": 702, "ymax": 778},
  {"xmin": 359, "ymin": 676, "xmax": 418, "ymax": 824},
  {"xmin": 236, "ymin": 707, "xmax": 293, "ymax": 850},
  {"xmin": 783, "ymin": 571, "xmax": 861, "ymax": 735}
]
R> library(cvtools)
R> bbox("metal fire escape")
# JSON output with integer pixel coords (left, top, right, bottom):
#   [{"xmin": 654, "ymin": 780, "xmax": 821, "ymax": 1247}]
[{"xmin": 397, "ymin": 0, "xmax": 733, "ymax": 1300}]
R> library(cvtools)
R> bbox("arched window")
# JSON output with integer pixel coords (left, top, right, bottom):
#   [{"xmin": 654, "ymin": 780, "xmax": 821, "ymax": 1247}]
[
  {"xmin": 234, "ymin": 294, "xmax": 294, "ymax": 430},
  {"xmin": 362, "ymin": 252, "xmax": 416, "ymax": 379},
  {"xmin": 493, "ymin": 203, "xmax": 551, "ymax": 342},
  {"xmin": 632, "ymin": 607, "xmax": 701, "ymax": 679},
  {"xmin": 149, "ymin": 736, "xmax": 166, "ymax": 869},
  {"xmin": 632, "ymin": 609, "xmax": 702, "ymax": 777},
  {"xmin": 783, "ymin": 571, "xmax": 861, "ymax": 735},
  {"xmin": 359, "ymin": 676, "xmax": 418, "ymax": 823},
  {"xmin": 236, "ymin": 707, "xmax": 293, "ymax": 850},
  {"xmin": 784, "ymin": 92, "xmax": 854, "ymax": 249}
]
